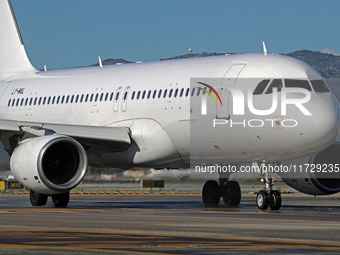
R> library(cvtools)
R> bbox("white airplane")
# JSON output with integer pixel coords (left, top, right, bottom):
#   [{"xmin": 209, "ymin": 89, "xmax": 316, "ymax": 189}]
[{"xmin": 1, "ymin": 0, "xmax": 340, "ymax": 210}]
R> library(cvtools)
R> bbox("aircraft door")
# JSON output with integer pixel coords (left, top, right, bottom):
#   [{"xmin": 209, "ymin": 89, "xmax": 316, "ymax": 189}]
[
  {"xmin": 216, "ymin": 64, "xmax": 246, "ymax": 119},
  {"xmin": 114, "ymin": 86, "xmax": 123, "ymax": 112},
  {"xmin": 121, "ymin": 86, "xmax": 131, "ymax": 112}
]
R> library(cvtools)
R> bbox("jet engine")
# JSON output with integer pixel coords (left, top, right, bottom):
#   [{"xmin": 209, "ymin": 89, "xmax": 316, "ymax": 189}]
[
  {"xmin": 281, "ymin": 141, "xmax": 340, "ymax": 195},
  {"xmin": 10, "ymin": 134, "xmax": 88, "ymax": 194}
]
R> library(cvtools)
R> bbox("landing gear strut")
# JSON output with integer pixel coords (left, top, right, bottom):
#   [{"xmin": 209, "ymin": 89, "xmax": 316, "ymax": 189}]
[
  {"xmin": 202, "ymin": 179, "xmax": 241, "ymax": 207},
  {"xmin": 256, "ymin": 163, "xmax": 282, "ymax": 210}
]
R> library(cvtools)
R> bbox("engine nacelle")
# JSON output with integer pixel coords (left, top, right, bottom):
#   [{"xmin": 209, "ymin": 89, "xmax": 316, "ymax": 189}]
[
  {"xmin": 281, "ymin": 141, "xmax": 340, "ymax": 195},
  {"xmin": 10, "ymin": 134, "xmax": 88, "ymax": 194}
]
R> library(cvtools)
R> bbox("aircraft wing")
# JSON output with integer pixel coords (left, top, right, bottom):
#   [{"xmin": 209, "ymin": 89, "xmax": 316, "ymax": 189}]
[{"xmin": 0, "ymin": 119, "xmax": 131, "ymax": 153}]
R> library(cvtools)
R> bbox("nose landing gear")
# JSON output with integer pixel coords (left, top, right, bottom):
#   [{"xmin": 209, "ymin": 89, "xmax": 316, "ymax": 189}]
[{"xmin": 256, "ymin": 163, "xmax": 282, "ymax": 210}]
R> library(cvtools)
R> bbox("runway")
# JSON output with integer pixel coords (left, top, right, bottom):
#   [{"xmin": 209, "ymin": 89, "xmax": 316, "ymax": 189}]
[{"xmin": 0, "ymin": 191, "xmax": 340, "ymax": 254}]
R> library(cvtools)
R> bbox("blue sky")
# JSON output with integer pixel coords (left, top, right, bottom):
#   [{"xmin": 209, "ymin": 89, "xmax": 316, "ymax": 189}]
[{"xmin": 11, "ymin": 0, "xmax": 340, "ymax": 69}]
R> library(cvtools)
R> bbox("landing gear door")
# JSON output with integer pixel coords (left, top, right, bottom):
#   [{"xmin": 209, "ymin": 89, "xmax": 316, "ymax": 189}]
[
  {"xmin": 121, "ymin": 86, "xmax": 131, "ymax": 112},
  {"xmin": 216, "ymin": 64, "xmax": 246, "ymax": 119},
  {"xmin": 114, "ymin": 86, "xmax": 122, "ymax": 112}
]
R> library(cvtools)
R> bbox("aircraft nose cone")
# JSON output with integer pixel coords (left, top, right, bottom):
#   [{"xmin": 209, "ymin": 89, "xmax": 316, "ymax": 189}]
[{"xmin": 309, "ymin": 93, "xmax": 340, "ymax": 146}]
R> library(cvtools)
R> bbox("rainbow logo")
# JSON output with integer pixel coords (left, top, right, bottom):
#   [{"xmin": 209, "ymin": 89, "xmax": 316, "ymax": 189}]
[{"xmin": 197, "ymin": 82, "xmax": 222, "ymax": 115}]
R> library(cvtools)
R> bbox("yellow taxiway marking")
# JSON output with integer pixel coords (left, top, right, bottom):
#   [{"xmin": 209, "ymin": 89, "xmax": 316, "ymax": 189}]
[{"xmin": 1, "ymin": 230, "xmax": 340, "ymax": 254}]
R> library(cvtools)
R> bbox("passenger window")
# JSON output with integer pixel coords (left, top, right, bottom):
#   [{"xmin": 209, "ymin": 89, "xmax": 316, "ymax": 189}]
[
  {"xmin": 16, "ymin": 99, "xmax": 20, "ymax": 106},
  {"xmin": 66, "ymin": 96, "xmax": 69, "ymax": 104},
  {"xmin": 137, "ymin": 91, "xmax": 141, "ymax": 99},
  {"xmin": 142, "ymin": 91, "xmax": 146, "ymax": 99},
  {"xmin": 105, "ymin": 93, "xmax": 108, "ymax": 101},
  {"xmin": 90, "ymin": 94, "xmax": 94, "ymax": 102},
  {"xmin": 8, "ymin": 99, "xmax": 11, "ymax": 107},
  {"xmin": 115, "ymin": 92, "xmax": 120, "ymax": 101},
  {"xmin": 169, "ymin": 89, "xmax": 173, "ymax": 98},
  {"xmin": 147, "ymin": 90, "xmax": 151, "ymax": 99},
  {"xmin": 174, "ymin": 89, "xmax": 178, "ymax": 98},
  {"xmin": 71, "ymin": 95, "xmax": 74, "ymax": 103},
  {"xmin": 153, "ymin": 90, "xmax": 156, "ymax": 99},
  {"xmin": 20, "ymin": 98, "xmax": 24, "ymax": 106},
  {"xmin": 100, "ymin": 93, "xmax": 103, "ymax": 101},
  {"xmin": 265, "ymin": 79, "xmax": 283, "ymax": 94},
  {"xmin": 34, "ymin": 98, "xmax": 37, "ymax": 105},
  {"xmin": 56, "ymin": 96, "xmax": 60, "ymax": 104},
  {"xmin": 43, "ymin": 97, "xmax": 46, "ymax": 105},
  {"xmin": 124, "ymin": 92, "xmax": 128, "ymax": 100},
  {"xmin": 131, "ymin": 91, "xmax": 135, "ymax": 100},
  {"xmin": 29, "ymin": 98, "xmax": 33, "ymax": 106},
  {"xmin": 163, "ymin": 89, "xmax": 167, "ymax": 98},
  {"xmin": 47, "ymin": 96, "xmax": 51, "ymax": 105},
  {"xmin": 25, "ymin": 98, "xmax": 28, "ymax": 106},
  {"xmin": 191, "ymin": 88, "xmax": 195, "ymax": 97},
  {"xmin": 197, "ymin": 88, "xmax": 201, "ymax": 96},
  {"xmin": 61, "ymin": 96, "xmax": 65, "ymax": 104},
  {"xmin": 95, "ymin": 93, "xmax": 99, "ymax": 102},
  {"xmin": 186, "ymin": 88, "xmax": 190, "ymax": 97},
  {"xmin": 311, "ymin": 80, "xmax": 330, "ymax": 93},
  {"xmin": 285, "ymin": 79, "xmax": 312, "ymax": 91},
  {"xmin": 75, "ymin": 95, "xmax": 79, "ymax": 103},
  {"xmin": 38, "ymin": 97, "xmax": 42, "ymax": 105},
  {"xmin": 109, "ymin": 92, "xmax": 114, "ymax": 101},
  {"xmin": 158, "ymin": 90, "xmax": 162, "ymax": 98},
  {"xmin": 180, "ymin": 88, "xmax": 184, "ymax": 97},
  {"xmin": 253, "ymin": 79, "xmax": 270, "ymax": 95}
]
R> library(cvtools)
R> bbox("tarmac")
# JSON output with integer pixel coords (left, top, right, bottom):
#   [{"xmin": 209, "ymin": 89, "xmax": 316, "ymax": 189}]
[{"xmin": 0, "ymin": 183, "xmax": 340, "ymax": 254}]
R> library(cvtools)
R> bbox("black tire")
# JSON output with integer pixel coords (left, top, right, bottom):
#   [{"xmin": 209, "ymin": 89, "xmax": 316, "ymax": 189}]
[
  {"xmin": 256, "ymin": 190, "xmax": 269, "ymax": 210},
  {"xmin": 30, "ymin": 190, "xmax": 48, "ymax": 207},
  {"xmin": 223, "ymin": 180, "xmax": 241, "ymax": 207},
  {"xmin": 269, "ymin": 190, "xmax": 282, "ymax": 210},
  {"xmin": 202, "ymin": 180, "xmax": 220, "ymax": 207},
  {"xmin": 52, "ymin": 192, "xmax": 70, "ymax": 208}
]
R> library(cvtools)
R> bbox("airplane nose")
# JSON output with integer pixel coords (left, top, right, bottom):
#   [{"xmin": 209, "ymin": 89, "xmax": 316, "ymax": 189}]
[{"xmin": 304, "ymin": 93, "xmax": 340, "ymax": 147}]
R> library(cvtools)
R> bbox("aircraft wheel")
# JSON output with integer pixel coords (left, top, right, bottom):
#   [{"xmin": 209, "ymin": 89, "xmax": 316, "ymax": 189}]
[
  {"xmin": 202, "ymin": 180, "xmax": 220, "ymax": 207},
  {"xmin": 256, "ymin": 190, "xmax": 269, "ymax": 210},
  {"xmin": 269, "ymin": 190, "xmax": 282, "ymax": 210},
  {"xmin": 223, "ymin": 180, "xmax": 241, "ymax": 206},
  {"xmin": 52, "ymin": 192, "xmax": 70, "ymax": 208},
  {"xmin": 30, "ymin": 190, "xmax": 48, "ymax": 207}
]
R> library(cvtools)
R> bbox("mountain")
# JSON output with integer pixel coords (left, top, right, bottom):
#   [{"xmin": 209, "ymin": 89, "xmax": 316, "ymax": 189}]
[
  {"xmin": 94, "ymin": 50, "xmax": 340, "ymax": 78},
  {"xmin": 285, "ymin": 50, "xmax": 340, "ymax": 78},
  {"xmin": 164, "ymin": 52, "xmax": 229, "ymax": 60},
  {"xmin": 91, "ymin": 58, "xmax": 132, "ymax": 66}
]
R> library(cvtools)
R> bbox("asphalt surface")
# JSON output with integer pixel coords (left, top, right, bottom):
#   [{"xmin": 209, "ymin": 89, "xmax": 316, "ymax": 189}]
[{"xmin": 0, "ymin": 185, "xmax": 340, "ymax": 254}]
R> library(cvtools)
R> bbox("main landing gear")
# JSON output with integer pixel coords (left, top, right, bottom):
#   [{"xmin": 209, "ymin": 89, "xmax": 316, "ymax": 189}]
[
  {"xmin": 202, "ymin": 179, "xmax": 241, "ymax": 207},
  {"xmin": 29, "ymin": 190, "xmax": 70, "ymax": 208},
  {"xmin": 256, "ymin": 164, "xmax": 282, "ymax": 210}
]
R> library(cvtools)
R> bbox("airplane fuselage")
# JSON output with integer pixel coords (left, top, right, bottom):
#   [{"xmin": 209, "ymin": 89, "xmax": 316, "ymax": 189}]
[{"xmin": 1, "ymin": 53, "xmax": 339, "ymax": 169}]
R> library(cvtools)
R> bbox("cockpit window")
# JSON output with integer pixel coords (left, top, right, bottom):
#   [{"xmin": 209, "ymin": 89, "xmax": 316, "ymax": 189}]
[
  {"xmin": 311, "ymin": 80, "xmax": 330, "ymax": 93},
  {"xmin": 253, "ymin": 79, "xmax": 270, "ymax": 95},
  {"xmin": 285, "ymin": 79, "xmax": 312, "ymax": 91},
  {"xmin": 265, "ymin": 79, "xmax": 283, "ymax": 94}
]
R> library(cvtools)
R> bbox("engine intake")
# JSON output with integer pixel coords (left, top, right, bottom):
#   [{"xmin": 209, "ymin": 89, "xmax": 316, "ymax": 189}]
[
  {"xmin": 281, "ymin": 141, "xmax": 340, "ymax": 195},
  {"xmin": 11, "ymin": 134, "xmax": 88, "ymax": 194}
]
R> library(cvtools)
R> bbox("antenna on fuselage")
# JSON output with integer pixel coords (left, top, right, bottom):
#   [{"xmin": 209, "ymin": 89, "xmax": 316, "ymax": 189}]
[
  {"xmin": 98, "ymin": 56, "xmax": 103, "ymax": 68},
  {"xmin": 262, "ymin": 41, "xmax": 267, "ymax": 56}
]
